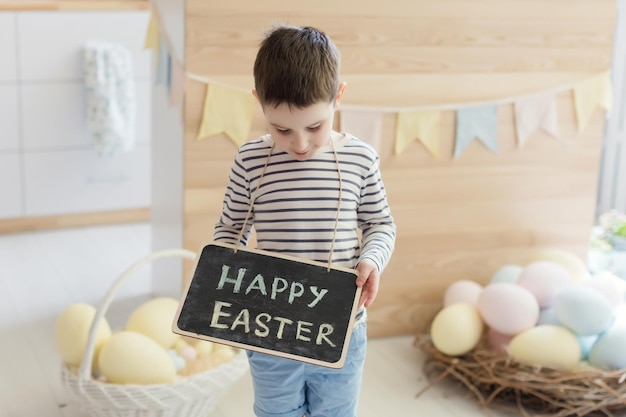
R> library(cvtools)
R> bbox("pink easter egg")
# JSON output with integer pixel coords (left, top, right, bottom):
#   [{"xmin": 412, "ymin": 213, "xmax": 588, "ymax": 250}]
[
  {"xmin": 443, "ymin": 280, "xmax": 483, "ymax": 307},
  {"xmin": 487, "ymin": 328, "xmax": 514, "ymax": 353},
  {"xmin": 517, "ymin": 261, "xmax": 573, "ymax": 308},
  {"xmin": 179, "ymin": 344, "xmax": 198, "ymax": 361},
  {"xmin": 477, "ymin": 283, "xmax": 540, "ymax": 336}
]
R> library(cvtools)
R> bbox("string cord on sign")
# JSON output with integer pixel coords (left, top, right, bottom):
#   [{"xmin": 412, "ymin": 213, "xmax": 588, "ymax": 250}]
[
  {"xmin": 235, "ymin": 139, "xmax": 344, "ymax": 272},
  {"xmin": 234, "ymin": 143, "xmax": 275, "ymax": 253}
]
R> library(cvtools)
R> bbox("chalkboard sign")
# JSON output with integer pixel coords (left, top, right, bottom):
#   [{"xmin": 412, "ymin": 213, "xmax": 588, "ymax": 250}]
[{"xmin": 172, "ymin": 242, "xmax": 362, "ymax": 368}]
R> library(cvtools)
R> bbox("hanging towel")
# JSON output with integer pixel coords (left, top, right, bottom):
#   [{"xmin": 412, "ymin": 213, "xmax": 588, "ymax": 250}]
[{"xmin": 82, "ymin": 41, "xmax": 137, "ymax": 156}]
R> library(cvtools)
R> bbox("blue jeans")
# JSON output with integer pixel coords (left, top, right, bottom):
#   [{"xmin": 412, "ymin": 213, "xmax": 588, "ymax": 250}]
[{"xmin": 246, "ymin": 323, "xmax": 367, "ymax": 417}]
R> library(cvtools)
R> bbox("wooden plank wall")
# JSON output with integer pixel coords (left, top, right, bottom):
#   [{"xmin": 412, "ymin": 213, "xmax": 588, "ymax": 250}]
[{"xmin": 182, "ymin": 0, "xmax": 615, "ymax": 338}]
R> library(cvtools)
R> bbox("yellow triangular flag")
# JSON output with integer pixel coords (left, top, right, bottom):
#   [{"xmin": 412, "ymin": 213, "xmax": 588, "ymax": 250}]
[
  {"xmin": 395, "ymin": 110, "xmax": 441, "ymax": 157},
  {"xmin": 197, "ymin": 83, "xmax": 255, "ymax": 147},
  {"xmin": 573, "ymin": 72, "xmax": 612, "ymax": 133},
  {"xmin": 144, "ymin": 10, "xmax": 159, "ymax": 50}
]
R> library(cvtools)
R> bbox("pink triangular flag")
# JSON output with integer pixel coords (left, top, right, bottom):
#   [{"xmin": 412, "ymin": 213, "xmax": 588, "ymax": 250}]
[
  {"xmin": 168, "ymin": 56, "xmax": 185, "ymax": 121},
  {"xmin": 339, "ymin": 109, "xmax": 384, "ymax": 152},
  {"xmin": 514, "ymin": 93, "xmax": 559, "ymax": 147}
]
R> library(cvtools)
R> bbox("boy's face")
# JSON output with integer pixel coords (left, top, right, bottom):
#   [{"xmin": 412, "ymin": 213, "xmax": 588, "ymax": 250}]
[
  {"xmin": 254, "ymin": 84, "xmax": 345, "ymax": 161},
  {"xmin": 262, "ymin": 101, "xmax": 338, "ymax": 161}
]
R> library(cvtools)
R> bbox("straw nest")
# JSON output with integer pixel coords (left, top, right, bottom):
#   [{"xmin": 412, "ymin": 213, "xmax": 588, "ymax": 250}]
[{"xmin": 414, "ymin": 334, "xmax": 626, "ymax": 417}]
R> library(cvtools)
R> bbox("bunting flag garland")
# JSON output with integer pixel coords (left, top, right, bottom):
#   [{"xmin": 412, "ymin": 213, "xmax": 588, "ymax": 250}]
[
  {"xmin": 339, "ymin": 109, "xmax": 384, "ymax": 152},
  {"xmin": 197, "ymin": 83, "xmax": 255, "ymax": 146},
  {"xmin": 573, "ymin": 72, "xmax": 613, "ymax": 133},
  {"xmin": 166, "ymin": 54, "xmax": 173, "ymax": 94},
  {"xmin": 395, "ymin": 110, "xmax": 441, "ymax": 158},
  {"xmin": 154, "ymin": 39, "xmax": 170, "ymax": 87},
  {"xmin": 144, "ymin": 8, "xmax": 186, "ymax": 123},
  {"xmin": 143, "ymin": 10, "xmax": 159, "ymax": 50},
  {"xmin": 168, "ymin": 57, "xmax": 185, "ymax": 111},
  {"xmin": 514, "ymin": 93, "xmax": 559, "ymax": 147},
  {"xmin": 143, "ymin": 6, "xmax": 612, "ymax": 160},
  {"xmin": 454, "ymin": 105, "xmax": 498, "ymax": 159}
]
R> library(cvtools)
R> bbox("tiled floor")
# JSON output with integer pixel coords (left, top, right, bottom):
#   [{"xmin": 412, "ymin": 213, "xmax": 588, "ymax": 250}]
[{"xmin": 0, "ymin": 222, "xmax": 530, "ymax": 416}]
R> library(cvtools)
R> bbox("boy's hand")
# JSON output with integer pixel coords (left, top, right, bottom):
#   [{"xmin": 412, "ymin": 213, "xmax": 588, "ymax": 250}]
[{"xmin": 355, "ymin": 259, "xmax": 380, "ymax": 309}]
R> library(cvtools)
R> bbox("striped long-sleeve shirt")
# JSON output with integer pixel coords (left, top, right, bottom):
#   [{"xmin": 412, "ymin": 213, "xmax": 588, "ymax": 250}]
[{"xmin": 214, "ymin": 133, "xmax": 396, "ymax": 273}]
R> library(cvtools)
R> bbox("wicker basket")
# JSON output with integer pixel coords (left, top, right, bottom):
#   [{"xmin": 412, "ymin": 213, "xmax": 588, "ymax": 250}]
[{"xmin": 60, "ymin": 249, "xmax": 249, "ymax": 417}]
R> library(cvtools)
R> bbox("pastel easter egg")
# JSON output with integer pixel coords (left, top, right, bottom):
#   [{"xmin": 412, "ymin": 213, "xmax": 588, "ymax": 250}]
[
  {"xmin": 99, "ymin": 331, "xmax": 176, "ymax": 385},
  {"xmin": 537, "ymin": 307, "xmax": 560, "ymax": 326},
  {"xmin": 212, "ymin": 344, "xmax": 238, "ymax": 364},
  {"xmin": 178, "ymin": 344, "xmax": 198, "ymax": 361},
  {"xmin": 174, "ymin": 338, "xmax": 189, "ymax": 352},
  {"xmin": 588, "ymin": 325, "xmax": 626, "ymax": 370},
  {"xmin": 508, "ymin": 325, "xmax": 581, "ymax": 370},
  {"xmin": 443, "ymin": 280, "xmax": 483, "ymax": 307},
  {"xmin": 490, "ymin": 265, "xmax": 523, "ymax": 284},
  {"xmin": 477, "ymin": 283, "xmax": 539, "ymax": 336},
  {"xmin": 166, "ymin": 349, "xmax": 187, "ymax": 372},
  {"xmin": 554, "ymin": 286, "xmax": 613, "ymax": 336},
  {"xmin": 581, "ymin": 271, "xmax": 626, "ymax": 308},
  {"xmin": 517, "ymin": 261, "xmax": 573, "ymax": 308},
  {"xmin": 527, "ymin": 248, "xmax": 590, "ymax": 283},
  {"xmin": 195, "ymin": 340, "xmax": 215, "ymax": 357},
  {"xmin": 612, "ymin": 304, "xmax": 626, "ymax": 328},
  {"xmin": 126, "ymin": 297, "xmax": 181, "ymax": 349},
  {"xmin": 577, "ymin": 334, "xmax": 598, "ymax": 360},
  {"xmin": 55, "ymin": 303, "xmax": 112, "ymax": 367},
  {"xmin": 487, "ymin": 328, "xmax": 514, "ymax": 353},
  {"xmin": 430, "ymin": 303, "xmax": 484, "ymax": 356}
]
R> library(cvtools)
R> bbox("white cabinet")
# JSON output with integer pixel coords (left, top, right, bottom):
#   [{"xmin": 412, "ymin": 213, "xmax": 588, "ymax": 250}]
[
  {"xmin": 0, "ymin": 154, "xmax": 21, "ymax": 219},
  {"xmin": 20, "ymin": 83, "xmax": 90, "ymax": 150},
  {"xmin": 20, "ymin": 80, "xmax": 151, "ymax": 150},
  {"xmin": 24, "ymin": 148, "xmax": 150, "ymax": 216},
  {"xmin": 0, "ymin": 10, "xmax": 151, "ymax": 221},
  {"xmin": 0, "ymin": 13, "xmax": 17, "ymax": 82},
  {"xmin": 0, "ymin": 85, "xmax": 19, "ymax": 151},
  {"xmin": 17, "ymin": 11, "xmax": 151, "ymax": 81},
  {"xmin": 0, "ymin": 12, "xmax": 20, "ymax": 219}
]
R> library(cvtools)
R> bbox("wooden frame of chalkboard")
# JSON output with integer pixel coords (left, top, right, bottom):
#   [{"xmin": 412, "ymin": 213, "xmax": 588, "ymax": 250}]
[{"xmin": 172, "ymin": 242, "xmax": 362, "ymax": 369}]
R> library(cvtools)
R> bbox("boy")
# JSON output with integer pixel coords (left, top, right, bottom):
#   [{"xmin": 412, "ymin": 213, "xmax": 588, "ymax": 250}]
[{"xmin": 214, "ymin": 24, "xmax": 396, "ymax": 417}]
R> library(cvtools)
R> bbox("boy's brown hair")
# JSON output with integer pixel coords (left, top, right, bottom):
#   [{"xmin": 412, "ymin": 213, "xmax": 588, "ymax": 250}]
[{"xmin": 253, "ymin": 25, "xmax": 341, "ymax": 108}]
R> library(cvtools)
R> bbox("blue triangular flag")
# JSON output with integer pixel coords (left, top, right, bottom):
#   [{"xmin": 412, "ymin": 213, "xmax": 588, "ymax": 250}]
[
  {"xmin": 155, "ymin": 38, "xmax": 169, "ymax": 86},
  {"xmin": 454, "ymin": 105, "xmax": 498, "ymax": 159},
  {"xmin": 165, "ymin": 53, "xmax": 172, "ymax": 94}
]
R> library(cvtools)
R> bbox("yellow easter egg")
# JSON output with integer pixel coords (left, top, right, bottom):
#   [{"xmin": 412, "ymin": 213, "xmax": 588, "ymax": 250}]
[
  {"xmin": 211, "ymin": 344, "xmax": 237, "ymax": 364},
  {"xmin": 98, "ymin": 331, "xmax": 176, "ymax": 385},
  {"xmin": 527, "ymin": 248, "xmax": 589, "ymax": 283},
  {"xmin": 54, "ymin": 303, "xmax": 112, "ymax": 367},
  {"xmin": 174, "ymin": 338, "xmax": 189, "ymax": 352},
  {"xmin": 430, "ymin": 303, "xmax": 484, "ymax": 356},
  {"xmin": 126, "ymin": 297, "xmax": 181, "ymax": 348},
  {"xmin": 195, "ymin": 340, "xmax": 215, "ymax": 357},
  {"xmin": 508, "ymin": 325, "xmax": 581, "ymax": 370}
]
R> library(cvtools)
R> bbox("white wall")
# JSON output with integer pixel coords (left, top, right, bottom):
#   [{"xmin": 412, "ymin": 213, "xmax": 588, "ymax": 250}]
[
  {"xmin": 149, "ymin": 0, "xmax": 187, "ymax": 296},
  {"xmin": 598, "ymin": 0, "xmax": 626, "ymax": 216}
]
